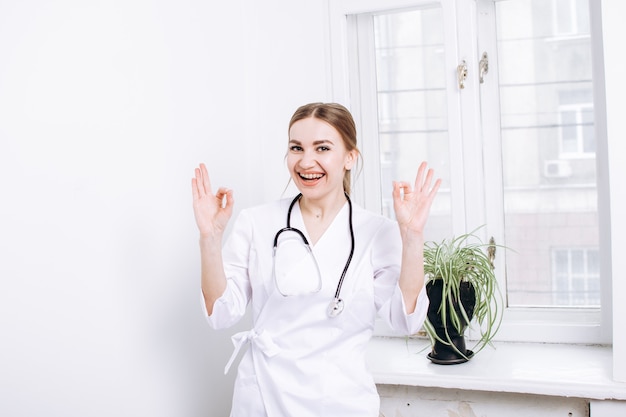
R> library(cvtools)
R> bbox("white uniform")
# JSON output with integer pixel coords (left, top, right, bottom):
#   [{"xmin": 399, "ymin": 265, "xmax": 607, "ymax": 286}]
[{"xmin": 205, "ymin": 197, "xmax": 428, "ymax": 417}]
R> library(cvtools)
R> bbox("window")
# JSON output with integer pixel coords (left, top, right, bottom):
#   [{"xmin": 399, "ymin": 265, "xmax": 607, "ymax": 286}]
[
  {"xmin": 552, "ymin": 248, "xmax": 600, "ymax": 307},
  {"xmin": 551, "ymin": 0, "xmax": 590, "ymax": 37},
  {"xmin": 329, "ymin": 0, "xmax": 610, "ymax": 344},
  {"xmin": 558, "ymin": 103, "xmax": 595, "ymax": 157},
  {"xmin": 491, "ymin": 0, "xmax": 601, "ymax": 318},
  {"xmin": 372, "ymin": 7, "xmax": 452, "ymax": 238}
]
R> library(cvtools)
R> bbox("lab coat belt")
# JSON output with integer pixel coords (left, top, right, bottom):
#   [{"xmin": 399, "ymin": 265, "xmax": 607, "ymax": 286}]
[{"xmin": 224, "ymin": 328, "xmax": 281, "ymax": 374}]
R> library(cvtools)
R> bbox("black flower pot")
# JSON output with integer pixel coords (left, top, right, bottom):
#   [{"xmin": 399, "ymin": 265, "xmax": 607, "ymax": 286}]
[{"xmin": 426, "ymin": 279, "xmax": 476, "ymax": 364}]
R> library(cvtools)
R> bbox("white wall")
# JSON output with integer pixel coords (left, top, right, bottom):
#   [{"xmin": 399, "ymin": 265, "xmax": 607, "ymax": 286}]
[
  {"xmin": 0, "ymin": 0, "xmax": 330, "ymax": 415},
  {"xmin": 378, "ymin": 385, "xmax": 589, "ymax": 417},
  {"xmin": 241, "ymin": 0, "xmax": 333, "ymax": 201}
]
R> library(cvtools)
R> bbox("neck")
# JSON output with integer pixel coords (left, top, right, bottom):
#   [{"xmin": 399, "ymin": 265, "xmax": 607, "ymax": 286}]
[{"xmin": 298, "ymin": 191, "xmax": 347, "ymax": 221}]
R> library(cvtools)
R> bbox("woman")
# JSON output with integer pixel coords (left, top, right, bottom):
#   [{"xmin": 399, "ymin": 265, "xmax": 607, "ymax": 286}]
[{"xmin": 192, "ymin": 102, "xmax": 441, "ymax": 416}]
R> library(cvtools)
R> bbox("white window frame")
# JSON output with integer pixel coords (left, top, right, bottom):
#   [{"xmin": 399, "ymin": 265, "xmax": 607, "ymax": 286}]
[{"xmin": 328, "ymin": 0, "xmax": 612, "ymax": 346}]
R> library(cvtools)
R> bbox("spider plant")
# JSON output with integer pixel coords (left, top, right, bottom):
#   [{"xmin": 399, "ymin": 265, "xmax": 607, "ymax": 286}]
[{"xmin": 422, "ymin": 227, "xmax": 504, "ymax": 362}]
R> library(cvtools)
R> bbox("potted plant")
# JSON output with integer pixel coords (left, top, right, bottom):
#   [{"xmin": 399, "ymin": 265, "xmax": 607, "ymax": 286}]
[{"xmin": 422, "ymin": 227, "xmax": 504, "ymax": 364}]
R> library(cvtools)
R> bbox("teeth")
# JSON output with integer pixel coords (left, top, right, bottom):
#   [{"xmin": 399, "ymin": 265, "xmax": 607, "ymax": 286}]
[{"xmin": 300, "ymin": 173, "xmax": 323, "ymax": 179}]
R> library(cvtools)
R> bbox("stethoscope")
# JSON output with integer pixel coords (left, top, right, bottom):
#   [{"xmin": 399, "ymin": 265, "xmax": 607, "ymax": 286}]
[{"xmin": 272, "ymin": 193, "xmax": 355, "ymax": 318}]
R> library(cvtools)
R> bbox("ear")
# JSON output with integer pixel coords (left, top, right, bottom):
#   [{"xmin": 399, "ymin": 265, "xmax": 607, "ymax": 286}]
[{"xmin": 344, "ymin": 150, "xmax": 358, "ymax": 171}]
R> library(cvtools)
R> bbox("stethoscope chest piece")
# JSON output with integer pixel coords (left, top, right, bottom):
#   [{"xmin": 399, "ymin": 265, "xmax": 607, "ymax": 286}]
[{"xmin": 327, "ymin": 298, "xmax": 344, "ymax": 318}]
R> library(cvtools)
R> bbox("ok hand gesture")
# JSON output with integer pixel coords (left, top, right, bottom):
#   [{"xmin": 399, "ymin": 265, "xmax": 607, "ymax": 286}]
[
  {"xmin": 392, "ymin": 161, "xmax": 441, "ymax": 239},
  {"xmin": 191, "ymin": 163, "xmax": 234, "ymax": 238}
]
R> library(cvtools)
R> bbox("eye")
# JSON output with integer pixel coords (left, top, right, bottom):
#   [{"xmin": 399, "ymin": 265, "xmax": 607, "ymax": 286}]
[
  {"xmin": 316, "ymin": 145, "xmax": 331, "ymax": 152},
  {"xmin": 289, "ymin": 145, "xmax": 303, "ymax": 152}
]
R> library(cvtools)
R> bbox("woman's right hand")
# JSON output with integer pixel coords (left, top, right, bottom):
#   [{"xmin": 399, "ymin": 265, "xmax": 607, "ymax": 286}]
[{"xmin": 191, "ymin": 163, "xmax": 234, "ymax": 238}]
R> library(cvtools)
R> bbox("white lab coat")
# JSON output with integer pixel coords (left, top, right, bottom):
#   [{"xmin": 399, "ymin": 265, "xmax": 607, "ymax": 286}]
[{"xmin": 204, "ymin": 197, "xmax": 428, "ymax": 417}]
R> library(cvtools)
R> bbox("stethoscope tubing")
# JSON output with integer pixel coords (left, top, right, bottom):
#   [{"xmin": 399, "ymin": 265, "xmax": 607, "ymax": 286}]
[
  {"xmin": 334, "ymin": 194, "xmax": 354, "ymax": 301},
  {"xmin": 273, "ymin": 193, "xmax": 355, "ymax": 317}
]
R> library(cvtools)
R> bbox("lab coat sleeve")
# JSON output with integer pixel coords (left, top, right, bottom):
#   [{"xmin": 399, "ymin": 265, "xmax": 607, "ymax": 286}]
[
  {"xmin": 372, "ymin": 220, "xmax": 429, "ymax": 335},
  {"xmin": 203, "ymin": 209, "xmax": 254, "ymax": 330}
]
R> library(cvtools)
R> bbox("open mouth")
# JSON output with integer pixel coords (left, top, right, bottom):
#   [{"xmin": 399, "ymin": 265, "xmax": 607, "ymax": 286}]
[{"xmin": 299, "ymin": 172, "xmax": 324, "ymax": 181}]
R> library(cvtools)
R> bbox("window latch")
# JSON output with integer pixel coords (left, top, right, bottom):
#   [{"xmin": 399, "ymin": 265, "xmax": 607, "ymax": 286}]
[
  {"xmin": 488, "ymin": 236, "xmax": 496, "ymax": 269},
  {"xmin": 457, "ymin": 60, "xmax": 468, "ymax": 89},
  {"xmin": 479, "ymin": 52, "xmax": 489, "ymax": 84}
]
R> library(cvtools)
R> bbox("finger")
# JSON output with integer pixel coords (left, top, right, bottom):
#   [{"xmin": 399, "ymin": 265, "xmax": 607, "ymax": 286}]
[
  {"xmin": 414, "ymin": 161, "xmax": 430, "ymax": 191},
  {"xmin": 429, "ymin": 178, "xmax": 442, "ymax": 197},
  {"xmin": 393, "ymin": 181, "xmax": 412, "ymax": 200},
  {"xmin": 223, "ymin": 189, "xmax": 235, "ymax": 215},
  {"xmin": 200, "ymin": 163, "xmax": 212, "ymax": 196},
  {"xmin": 215, "ymin": 187, "xmax": 232, "ymax": 209},
  {"xmin": 421, "ymin": 178, "xmax": 441, "ymax": 214},
  {"xmin": 421, "ymin": 168, "xmax": 435, "ymax": 191},
  {"xmin": 414, "ymin": 161, "xmax": 427, "ymax": 183},
  {"xmin": 192, "ymin": 177, "xmax": 200, "ymax": 200},
  {"xmin": 193, "ymin": 167, "xmax": 204, "ymax": 197}
]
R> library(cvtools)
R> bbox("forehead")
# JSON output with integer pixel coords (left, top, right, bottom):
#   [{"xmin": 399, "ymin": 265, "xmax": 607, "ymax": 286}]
[{"xmin": 289, "ymin": 117, "xmax": 341, "ymax": 142}]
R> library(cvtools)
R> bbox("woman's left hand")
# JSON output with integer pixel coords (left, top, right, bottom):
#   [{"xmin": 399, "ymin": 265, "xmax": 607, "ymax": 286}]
[{"xmin": 392, "ymin": 161, "xmax": 442, "ymax": 238}]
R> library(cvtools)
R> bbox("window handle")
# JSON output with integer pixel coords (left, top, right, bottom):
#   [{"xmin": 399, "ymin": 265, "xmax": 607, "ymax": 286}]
[
  {"xmin": 479, "ymin": 52, "xmax": 489, "ymax": 83},
  {"xmin": 457, "ymin": 60, "xmax": 468, "ymax": 89},
  {"xmin": 488, "ymin": 236, "xmax": 496, "ymax": 269}
]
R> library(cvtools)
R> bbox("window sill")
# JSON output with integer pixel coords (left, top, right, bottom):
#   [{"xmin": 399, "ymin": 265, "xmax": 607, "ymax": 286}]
[{"xmin": 366, "ymin": 336, "xmax": 626, "ymax": 401}]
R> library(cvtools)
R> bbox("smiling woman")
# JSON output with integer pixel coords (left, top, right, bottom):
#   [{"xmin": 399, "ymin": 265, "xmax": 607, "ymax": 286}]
[
  {"xmin": 191, "ymin": 102, "xmax": 442, "ymax": 416},
  {"xmin": 287, "ymin": 102, "xmax": 360, "ymax": 197}
]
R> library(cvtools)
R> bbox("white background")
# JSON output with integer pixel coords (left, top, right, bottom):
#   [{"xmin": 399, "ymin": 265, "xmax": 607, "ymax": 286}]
[{"xmin": 0, "ymin": 1, "xmax": 331, "ymax": 415}]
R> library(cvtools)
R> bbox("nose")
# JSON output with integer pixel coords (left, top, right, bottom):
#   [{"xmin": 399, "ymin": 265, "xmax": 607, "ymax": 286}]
[{"xmin": 298, "ymin": 149, "xmax": 317, "ymax": 168}]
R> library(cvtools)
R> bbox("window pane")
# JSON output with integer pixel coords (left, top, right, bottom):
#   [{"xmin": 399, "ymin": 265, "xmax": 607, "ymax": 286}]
[
  {"xmin": 554, "ymin": 0, "xmax": 574, "ymax": 34},
  {"xmin": 552, "ymin": 248, "xmax": 600, "ymax": 307},
  {"xmin": 570, "ymin": 249, "xmax": 584, "ymax": 273},
  {"xmin": 373, "ymin": 7, "xmax": 451, "ymax": 240},
  {"xmin": 561, "ymin": 110, "xmax": 578, "ymax": 153},
  {"xmin": 495, "ymin": 0, "xmax": 599, "ymax": 308},
  {"xmin": 582, "ymin": 108, "xmax": 595, "ymax": 153}
]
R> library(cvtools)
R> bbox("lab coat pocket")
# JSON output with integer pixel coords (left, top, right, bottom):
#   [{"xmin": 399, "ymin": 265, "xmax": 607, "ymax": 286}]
[
  {"xmin": 335, "ymin": 259, "xmax": 374, "ymax": 328},
  {"xmin": 231, "ymin": 354, "xmax": 265, "ymax": 416}
]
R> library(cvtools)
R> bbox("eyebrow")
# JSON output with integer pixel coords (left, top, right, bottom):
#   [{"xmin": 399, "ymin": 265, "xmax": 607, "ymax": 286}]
[{"xmin": 289, "ymin": 139, "xmax": 335, "ymax": 146}]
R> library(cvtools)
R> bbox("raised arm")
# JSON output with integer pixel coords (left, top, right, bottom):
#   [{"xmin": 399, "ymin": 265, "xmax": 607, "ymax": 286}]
[
  {"xmin": 392, "ymin": 161, "xmax": 441, "ymax": 314},
  {"xmin": 192, "ymin": 163, "xmax": 234, "ymax": 315}
]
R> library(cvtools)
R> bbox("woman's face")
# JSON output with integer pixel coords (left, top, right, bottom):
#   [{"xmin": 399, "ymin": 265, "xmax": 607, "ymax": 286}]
[{"xmin": 287, "ymin": 117, "xmax": 356, "ymax": 200}]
